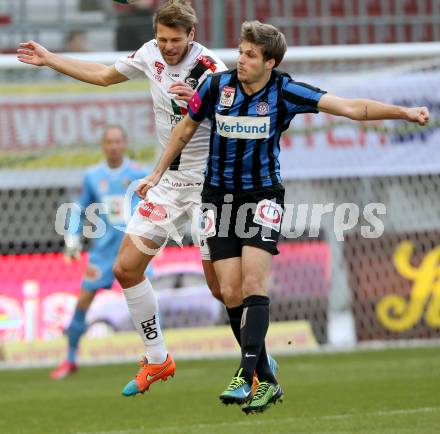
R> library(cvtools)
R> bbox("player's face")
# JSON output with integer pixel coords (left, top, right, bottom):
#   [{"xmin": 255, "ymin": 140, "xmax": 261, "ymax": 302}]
[
  {"xmin": 156, "ymin": 23, "xmax": 195, "ymax": 65},
  {"xmin": 101, "ymin": 127, "xmax": 127, "ymax": 167},
  {"xmin": 237, "ymin": 41, "xmax": 271, "ymax": 85}
]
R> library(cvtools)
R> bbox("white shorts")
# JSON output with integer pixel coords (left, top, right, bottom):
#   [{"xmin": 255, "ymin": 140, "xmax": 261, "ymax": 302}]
[{"xmin": 126, "ymin": 169, "xmax": 211, "ymax": 260}]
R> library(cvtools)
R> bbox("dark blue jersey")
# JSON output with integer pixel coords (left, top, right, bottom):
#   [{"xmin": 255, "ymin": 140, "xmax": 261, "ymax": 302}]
[{"xmin": 188, "ymin": 69, "xmax": 326, "ymax": 191}]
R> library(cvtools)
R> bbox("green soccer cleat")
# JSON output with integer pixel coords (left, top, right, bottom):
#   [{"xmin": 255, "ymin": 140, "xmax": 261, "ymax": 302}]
[
  {"xmin": 219, "ymin": 368, "xmax": 252, "ymax": 405},
  {"xmin": 252, "ymin": 354, "xmax": 279, "ymax": 394},
  {"xmin": 242, "ymin": 381, "xmax": 283, "ymax": 414}
]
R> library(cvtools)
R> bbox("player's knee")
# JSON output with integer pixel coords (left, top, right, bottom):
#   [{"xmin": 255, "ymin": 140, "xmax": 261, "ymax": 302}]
[
  {"xmin": 112, "ymin": 259, "xmax": 131, "ymax": 284},
  {"xmin": 220, "ymin": 283, "xmax": 242, "ymax": 308},
  {"xmin": 209, "ymin": 284, "xmax": 224, "ymax": 303},
  {"xmin": 113, "ymin": 259, "xmax": 143, "ymax": 288}
]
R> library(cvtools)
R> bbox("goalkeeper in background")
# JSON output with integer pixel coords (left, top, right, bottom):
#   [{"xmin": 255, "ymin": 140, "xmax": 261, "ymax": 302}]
[{"xmin": 50, "ymin": 124, "xmax": 149, "ymax": 379}]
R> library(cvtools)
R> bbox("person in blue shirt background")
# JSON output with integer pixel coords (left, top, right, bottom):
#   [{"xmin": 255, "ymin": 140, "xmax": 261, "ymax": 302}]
[{"xmin": 50, "ymin": 124, "xmax": 149, "ymax": 379}]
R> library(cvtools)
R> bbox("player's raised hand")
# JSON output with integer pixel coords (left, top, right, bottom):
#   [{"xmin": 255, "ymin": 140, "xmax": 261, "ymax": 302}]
[
  {"xmin": 168, "ymin": 81, "xmax": 194, "ymax": 102},
  {"xmin": 406, "ymin": 106, "xmax": 430, "ymax": 126},
  {"xmin": 135, "ymin": 173, "xmax": 161, "ymax": 198},
  {"xmin": 63, "ymin": 234, "xmax": 81, "ymax": 263},
  {"xmin": 17, "ymin": 41, "xmax": 51, "ymax": 67}
]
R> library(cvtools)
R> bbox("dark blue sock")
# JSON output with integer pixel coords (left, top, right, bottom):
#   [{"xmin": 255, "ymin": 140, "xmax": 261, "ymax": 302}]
[
  {"xmin": 226, "ymin": 305, "xmax": 243, "ymax": 346},
  {"xmin": 239, "ymin": 295, "xmax": 270, "ymax": 385}
]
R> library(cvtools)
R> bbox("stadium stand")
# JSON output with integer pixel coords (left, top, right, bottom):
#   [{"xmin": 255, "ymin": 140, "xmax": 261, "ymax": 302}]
[{"xmin": 0, "ymin": 0, "xmax": 439, "ymax": 53}]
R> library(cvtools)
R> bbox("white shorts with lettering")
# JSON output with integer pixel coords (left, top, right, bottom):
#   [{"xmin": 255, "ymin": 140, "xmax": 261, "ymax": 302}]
[{"xmin": 126, "ymin": 169, "xmax": 211, "ymax": 260}]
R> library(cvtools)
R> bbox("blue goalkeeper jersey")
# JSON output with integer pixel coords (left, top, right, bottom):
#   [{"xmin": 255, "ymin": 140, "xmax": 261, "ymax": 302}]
[
  {"xmin": 188, "ymin": 69, "xmax": 326, "ymax": 191},
  {"xmin": 69, "ymin": 159, "xmax": 147, "ymax": 251}
]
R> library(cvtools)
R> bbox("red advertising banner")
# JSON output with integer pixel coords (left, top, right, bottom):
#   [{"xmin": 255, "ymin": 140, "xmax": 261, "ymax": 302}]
[
  {"xmin": 0, "ymin": 253, "xmax": 90, "ymax": 342},
  {"xmin": 0, "ymin": 94, "xmax": 155, "ymax": 151},
  {"xmin": 0, "ymin": 242, "xmax": 330, "ymax": 343}
]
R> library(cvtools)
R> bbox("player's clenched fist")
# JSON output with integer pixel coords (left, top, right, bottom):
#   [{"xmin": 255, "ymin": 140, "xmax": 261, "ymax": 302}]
[
  {"xmin": 135, "ymin": 173, "xmax": 161, "ymax": 198},
  {"xmin": 17, "ymin": 41, "xmax": 51, "ymax": 67},
  {"xmin": 406, "ymin": 106, "xmax": 429, "ymax": 126},
  {"xmin": 168, "ymin": 81, "xmax": 195, "ymax": 103}
]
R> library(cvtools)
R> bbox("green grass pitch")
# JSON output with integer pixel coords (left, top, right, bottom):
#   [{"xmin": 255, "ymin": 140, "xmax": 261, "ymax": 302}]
[{"xmin": 1, "ymin": 346, "xmax": 439, "ymax": 434}]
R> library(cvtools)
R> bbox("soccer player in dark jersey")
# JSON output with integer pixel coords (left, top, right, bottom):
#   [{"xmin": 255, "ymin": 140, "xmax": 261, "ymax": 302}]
[{"xmin": 136, "ymin": 21, "xmax": 429, "ymax": 413}]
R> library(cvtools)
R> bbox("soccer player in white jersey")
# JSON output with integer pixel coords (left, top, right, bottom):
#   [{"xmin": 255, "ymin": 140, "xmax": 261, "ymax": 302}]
[{"xmin": 17, "ymin": 0, "xmax": 227, "ymax": 395}]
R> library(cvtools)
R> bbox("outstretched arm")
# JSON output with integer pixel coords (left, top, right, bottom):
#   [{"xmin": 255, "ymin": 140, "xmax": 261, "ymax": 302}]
[
  {"xmin": 318, "ymin": 93, "xmax": 429, "ymax": 125},
  {"xmin": 17, "ymin": 40, "xmax": 127, "ymax": 87},
  {"xmin": 135, "ymin": 115, "xmax": 200, "ymax": 198}
]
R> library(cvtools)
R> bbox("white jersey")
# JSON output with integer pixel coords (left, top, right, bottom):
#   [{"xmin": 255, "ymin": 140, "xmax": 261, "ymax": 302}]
[{"xmin": 115, "ymin": 41, "xmax": 227, "ymax": 172}]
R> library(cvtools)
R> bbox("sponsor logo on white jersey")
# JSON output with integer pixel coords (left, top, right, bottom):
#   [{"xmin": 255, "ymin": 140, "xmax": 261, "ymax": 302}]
[{"xmin": 216, "ymin": 114, "xmax": 270, "ymax": 139}]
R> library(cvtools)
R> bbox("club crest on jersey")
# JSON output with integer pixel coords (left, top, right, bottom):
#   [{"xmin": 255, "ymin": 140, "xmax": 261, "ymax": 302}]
[
  {"xmin": 154, "ymin": 61, "xmax": 165, "ymax": 82},
  {"xmin": 155, "ymin": 61, "xmax": 165, "ymax": 75},
  {"xmin": 220, "ymin": 86, "xmax": 235, "ymax": 107},
  {"xmin": 185, "ymin": 77, "xmax": 199, "ymax": 89},
  {"xmin": 256, "ymin": 101, "xmax": 270, "ymax": 116}
]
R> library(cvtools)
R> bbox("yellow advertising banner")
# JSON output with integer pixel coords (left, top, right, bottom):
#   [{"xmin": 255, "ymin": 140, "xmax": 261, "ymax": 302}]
[{"xmin": 345, "ymin": 231, "xmax": 440, "ymax": 341}]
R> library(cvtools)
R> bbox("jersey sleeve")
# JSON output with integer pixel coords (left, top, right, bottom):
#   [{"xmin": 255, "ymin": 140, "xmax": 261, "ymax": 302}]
[
  {"xmin": 114, "ymin": 43, "xmax": 150, "ymax": 80},
  {"xmin": 188, "ymin": 75, "xmax": 213, "ymax": 123},
  {"xmin": 283, "ymin": 77, "xmax": 327, "ymax": 115}
]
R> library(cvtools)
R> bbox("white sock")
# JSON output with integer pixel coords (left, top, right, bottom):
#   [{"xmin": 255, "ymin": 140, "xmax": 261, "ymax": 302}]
[{"xmin": 123, "ymin": 279, "xmax": 168, "ymax": 364}]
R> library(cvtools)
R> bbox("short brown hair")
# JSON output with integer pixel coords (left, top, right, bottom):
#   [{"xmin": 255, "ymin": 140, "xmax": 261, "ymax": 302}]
[
  {"xmin": 240, "ymin": 21, "xmax": 287, "ymax": 68},
  {"xmin": 153, "ymin": 0, "xmax": 198, "ymax": 35}
]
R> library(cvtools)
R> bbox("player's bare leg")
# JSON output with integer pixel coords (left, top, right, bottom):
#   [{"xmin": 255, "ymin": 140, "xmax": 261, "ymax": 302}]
[
  {"xmin": 113, "ymin": 234, "xmax": 175, "ymax": 396},
  {"xmin": 202, "ymin": 259, "xmax": 223, "ymax": 303}
]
